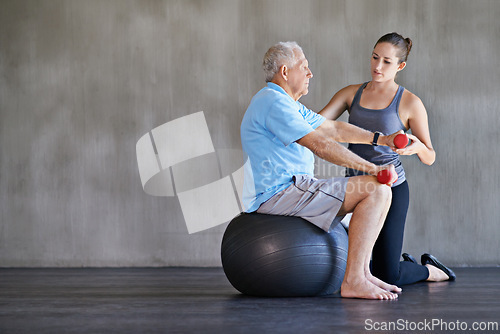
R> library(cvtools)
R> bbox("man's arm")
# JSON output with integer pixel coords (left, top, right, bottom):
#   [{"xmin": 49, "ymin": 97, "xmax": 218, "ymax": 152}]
[
  {"xmin": 296, "ymin": 121, "xmax": 400, "ymax": 175},
  {"xmin": 314, "ymin": 119, "xmax": 402, "ymax": 148},
  {"xmin": 297, "ymin": 128, "xmax": 378, "ymax": 175}
]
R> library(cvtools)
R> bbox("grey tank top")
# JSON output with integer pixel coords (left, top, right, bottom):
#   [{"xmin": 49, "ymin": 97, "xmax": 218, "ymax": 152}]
[{"xmin": 346, "ymin": 82, "xmax": 407, "ymax": 187}]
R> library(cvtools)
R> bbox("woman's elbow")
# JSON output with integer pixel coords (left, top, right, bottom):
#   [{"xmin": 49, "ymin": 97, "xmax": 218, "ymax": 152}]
[{"xmin": 424, "ymin": 150, "xmax": 436, "ymax": 166}]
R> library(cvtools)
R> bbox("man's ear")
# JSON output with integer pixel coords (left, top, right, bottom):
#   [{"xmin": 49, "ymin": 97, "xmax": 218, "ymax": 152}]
[
  {"xmin": 280, "ymin": 65, "xmax": 288, "ymax": 80},
  {"xmin": 398, "ymin": 62, "xmax": 406, "ymax": 71}
]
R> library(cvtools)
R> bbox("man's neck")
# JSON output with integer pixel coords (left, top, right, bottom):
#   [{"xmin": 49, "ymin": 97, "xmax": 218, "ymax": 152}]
[{"xmin": 270, "ymin": 79, "xmax": 297, "ymax": 101}]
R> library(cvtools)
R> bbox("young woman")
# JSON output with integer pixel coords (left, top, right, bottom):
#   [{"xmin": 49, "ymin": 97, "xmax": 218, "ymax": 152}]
[{"xmin": 320, "ymin": 32, "xmax": 455, "ymax": 285}]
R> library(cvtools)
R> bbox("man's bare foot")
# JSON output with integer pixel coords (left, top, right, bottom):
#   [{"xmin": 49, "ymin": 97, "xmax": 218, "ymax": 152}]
[
  {"xmin": 367, "ymin": 274, "xmax": 402, "ymax": 293},
  {"xmin": 425, "ymin": 264, "xmax": 450, "ymax": 281},
  {"xmin": 341, "ymin": 277, "xmax": 398, "ymax": 300}
]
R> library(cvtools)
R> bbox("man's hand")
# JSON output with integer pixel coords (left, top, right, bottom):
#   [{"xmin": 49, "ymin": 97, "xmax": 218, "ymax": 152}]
[
  {"xmin": 378, "ymin": 130, "xmax": 405, "ymax": 149},
  {"xmin": 375, "ymin": 165, "xmax": 398, "ymax": 186}
]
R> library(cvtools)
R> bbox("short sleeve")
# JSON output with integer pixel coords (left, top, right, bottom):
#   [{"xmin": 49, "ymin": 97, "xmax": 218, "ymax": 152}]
[
  {"xmin": 298, "ymin": 103, "xmax": 325, "ymax": 129},
  {"xmin": 266, "ymin": 97, "xmax": 325, "ymax": 146}
]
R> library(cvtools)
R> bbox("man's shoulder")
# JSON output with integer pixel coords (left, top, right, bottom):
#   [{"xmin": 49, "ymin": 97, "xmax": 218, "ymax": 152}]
[
  {"xmin": 255, "ymin": 84, "xmax": 289, "ymax": 101},
  {"xmin": 249, "ymin": 85, "xmax": 280, "ymax": 106},
  {"xmin": 249, "ymin": 85, "xmax": 296, "ymax": 114}
]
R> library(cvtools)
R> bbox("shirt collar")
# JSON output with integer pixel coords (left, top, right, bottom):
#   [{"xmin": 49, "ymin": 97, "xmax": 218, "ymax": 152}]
[{"xmin": 267, "ymin": 82, "xmax": 290, "ymax": 97}]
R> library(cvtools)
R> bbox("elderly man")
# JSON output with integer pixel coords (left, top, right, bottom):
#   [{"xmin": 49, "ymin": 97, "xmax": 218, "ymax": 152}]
[{"xmin": 241, "ymin": 41, "xmax": 402, "ymax": 300}]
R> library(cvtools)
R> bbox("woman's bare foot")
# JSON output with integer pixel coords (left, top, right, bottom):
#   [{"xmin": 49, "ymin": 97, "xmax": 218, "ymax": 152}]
[
  {"xmin": 425, "ymin": 264, "xmax": 450, "ymax": 281},
  {"xmin": 341, "ymin": 277, "xmax": 398, "ymax": 300}
]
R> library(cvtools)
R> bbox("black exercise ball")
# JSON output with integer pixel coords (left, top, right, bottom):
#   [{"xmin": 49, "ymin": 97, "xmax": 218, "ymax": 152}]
[{"xmin": 221, "ymin": 212, "xmax": 348, "ymax": 297}]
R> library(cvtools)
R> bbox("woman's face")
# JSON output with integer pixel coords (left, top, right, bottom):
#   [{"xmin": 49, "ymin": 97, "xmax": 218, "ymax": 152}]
[{"xmin": 371, "ymin": 42, "xmax": 406, "ymax": 82}]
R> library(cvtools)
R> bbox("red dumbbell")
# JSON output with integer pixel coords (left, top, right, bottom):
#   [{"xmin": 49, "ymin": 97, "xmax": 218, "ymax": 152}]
[
  {"xmin": 394, "ymin": 133, "xmax": 409, "ymax": 149},
  {"xmin": 377, "ymin": 168, "xmax": 398, "ymax": 185}
]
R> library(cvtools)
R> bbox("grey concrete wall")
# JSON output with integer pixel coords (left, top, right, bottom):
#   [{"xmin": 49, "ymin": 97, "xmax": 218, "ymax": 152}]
[{"xmin": 0, "ymin": 0, "xmax": 498, "ymax": 267}]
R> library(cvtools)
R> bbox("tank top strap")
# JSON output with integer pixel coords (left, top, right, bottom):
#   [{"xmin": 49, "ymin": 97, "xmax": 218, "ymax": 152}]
[
  {"xmin": 392, "ymin": 85, "xmax": 405, "ymax": 110},
  {"xmin": 350, "ymin": 82, "xmax": 369, "ymax": 110}
]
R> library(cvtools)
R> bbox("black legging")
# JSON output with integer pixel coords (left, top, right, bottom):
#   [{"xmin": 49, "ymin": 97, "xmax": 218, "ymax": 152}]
[{"xmin": 371, "ymin": 181, "xmax": 429, "ymax": 286}]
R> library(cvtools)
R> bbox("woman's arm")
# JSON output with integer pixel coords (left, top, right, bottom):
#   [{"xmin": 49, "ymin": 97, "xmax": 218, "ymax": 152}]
[
  {"xmin": 398, "ymin": 92, "xmax": 436, "ymax": 165},
  {"xmin": 319, "ymin": 85, "xmax": 360, "ymax": 120}
]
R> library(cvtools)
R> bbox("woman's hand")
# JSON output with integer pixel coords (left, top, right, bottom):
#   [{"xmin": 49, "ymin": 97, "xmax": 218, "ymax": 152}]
[{"xmin": 393, "ymin": 133, "xmax": 424, "ymax": 156}]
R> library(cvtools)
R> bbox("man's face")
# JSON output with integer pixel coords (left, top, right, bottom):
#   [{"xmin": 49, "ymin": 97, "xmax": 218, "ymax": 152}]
[{"xmin": 286, "ymin": 50, "xmax": 313, "ymax": 101}]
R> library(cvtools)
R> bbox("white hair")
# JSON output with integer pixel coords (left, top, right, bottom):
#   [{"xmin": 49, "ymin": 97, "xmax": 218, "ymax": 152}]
[{"xmin": 262, "ymin": 41, "xmax": 303, "ymax": 82}]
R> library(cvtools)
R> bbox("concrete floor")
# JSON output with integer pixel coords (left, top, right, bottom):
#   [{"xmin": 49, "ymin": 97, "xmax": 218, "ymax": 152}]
[{"xmin": 0, "ymin": 267, "xmax": 499, "ymax": 333}]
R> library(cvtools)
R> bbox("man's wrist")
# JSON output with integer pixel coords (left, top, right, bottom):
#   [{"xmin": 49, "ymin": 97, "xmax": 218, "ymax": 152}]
[
  {"xmin": 372, "ymin": 131, "xmax": 382, "ymax": 146},
  {"xmin": 371, "ymin": 164, "xmax": 383, "ymax": 176}
]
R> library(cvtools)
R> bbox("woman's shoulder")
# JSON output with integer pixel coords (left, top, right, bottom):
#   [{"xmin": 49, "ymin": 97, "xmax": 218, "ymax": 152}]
[
  {"xmin": 400, "ymin": 88, "xmax": 427, "ymax": 121},
  {"xmin": 320, "ymin": 83, "xmax": 365, "ymax": 119},
  {"xmin": 401, "ymin": 88, "xmax": 424, "ymax": 109},
  {"xmin": 336, "ymin": 83, "xmax": 364, "ymax": 100},
  {"xmin": 344, "ymin": 83, "xmax": 364, "ymax": 93}
]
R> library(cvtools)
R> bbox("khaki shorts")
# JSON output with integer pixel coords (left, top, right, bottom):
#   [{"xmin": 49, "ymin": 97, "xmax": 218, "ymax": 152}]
[{"xmin": 257, "ymin": 174, "xmax": 349, "ymax": 232}]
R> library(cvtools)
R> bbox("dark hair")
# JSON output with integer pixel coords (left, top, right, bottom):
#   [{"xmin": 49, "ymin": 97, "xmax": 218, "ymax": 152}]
[{"xmin": 375, "ymin": 32, "xmax": 412, "ymax": 63}]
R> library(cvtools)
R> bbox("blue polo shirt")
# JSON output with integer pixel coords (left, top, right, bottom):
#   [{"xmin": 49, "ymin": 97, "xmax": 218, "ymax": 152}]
[{"xmin": 240, "ymin": 82, "xmax": 325, "ymax": 212}]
